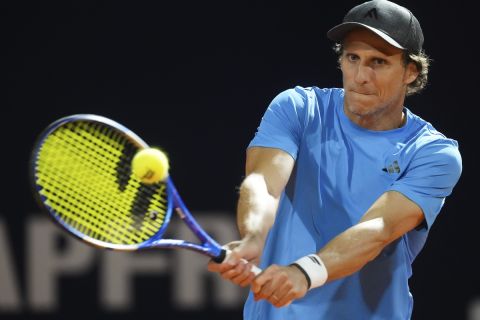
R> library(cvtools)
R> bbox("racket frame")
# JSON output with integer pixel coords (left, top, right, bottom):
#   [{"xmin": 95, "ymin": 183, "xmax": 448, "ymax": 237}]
[{"xmin": 30, "ymin": 114, "xmax": 225, "ymax": 261}]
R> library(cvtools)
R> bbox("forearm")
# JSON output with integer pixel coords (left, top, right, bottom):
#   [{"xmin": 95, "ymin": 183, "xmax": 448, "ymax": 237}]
[
  {"xmin": 318, "ymin": 218, "xmax": 390, "ymax": 282},
  {"xmin": 316, "ymin": 191, "xmax": 424, "ymax": 282},
  {"xmin": 251, "ymin": 191, "xmax": 424, "ymax": 306},
  {"xmin": 237, "ymin": 173, "xmax": 279, "ymax": 240}
]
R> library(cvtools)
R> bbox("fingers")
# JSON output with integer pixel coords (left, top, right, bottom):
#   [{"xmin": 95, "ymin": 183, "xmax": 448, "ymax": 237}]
[
  {"xmin": 266, "ymin": 282, "xmax": 295, "ymax": 308},
  {"xmin": 207, "ymin": 249, "xmax": 258, "ymax": 287},
  {"xmin": 252, "ymin": 265, "xmax": 284, "ymax": 298},
  {"xmin": 274, "ymin": 283, "xmax": 296, "ymax": 307},
  {"xmin": 207, "ymin": 259, "xmax": 225, "ymax": 273},
  {"xmin": 207, "ymin": 238, "xmax": 263, "ymax": 287},
  {"xmin": 251, "ymin": 264, "xmax": 309, "ymax": 308},
  {"xmin": 227, "ymin": 263, "xmax": 257, "ymax": 287}
]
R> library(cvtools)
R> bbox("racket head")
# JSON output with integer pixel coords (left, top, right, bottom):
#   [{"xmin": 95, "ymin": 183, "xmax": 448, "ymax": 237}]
[{"xmin": 30, "ymin": 114, "xmax": 173, "ymax": 250}]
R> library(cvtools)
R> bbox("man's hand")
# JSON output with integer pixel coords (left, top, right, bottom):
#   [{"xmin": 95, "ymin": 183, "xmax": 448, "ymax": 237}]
[
  {"xmin": 207, "ymin": 234, "xmax": 263, "ymax": 287},
  {"xmin": 251, "ymin": 264, "xmax": 309, "ymax": 308}
]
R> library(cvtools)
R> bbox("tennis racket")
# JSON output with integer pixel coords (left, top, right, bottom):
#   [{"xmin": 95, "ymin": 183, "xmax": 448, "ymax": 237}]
[{"xmin": 30, "ymin": 114, "xmax": 261, "ymax": 274}]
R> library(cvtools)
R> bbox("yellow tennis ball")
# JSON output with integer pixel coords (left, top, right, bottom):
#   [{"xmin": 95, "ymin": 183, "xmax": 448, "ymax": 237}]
[{"xmin": 132, "ymin": 148, "xmax": 169, "ymax": 184}]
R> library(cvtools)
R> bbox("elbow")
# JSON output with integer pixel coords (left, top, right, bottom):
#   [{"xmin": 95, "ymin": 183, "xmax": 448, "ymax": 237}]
[
  {"xmin": 240, "ymin": 174, "xmax": 268, "ymax": 200},
  {"xmin": 241, "ymin": 173, "xmax": 264, "ymax": 190},
  {"xmin": 241, "ymin": 173, "xmax": 281, "ymax": 200}
]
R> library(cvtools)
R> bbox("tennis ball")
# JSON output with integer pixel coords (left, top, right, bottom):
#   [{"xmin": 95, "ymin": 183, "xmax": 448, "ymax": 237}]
[{"xmin": 132, "ymin": 148, "xmax": 169, "ymax": 184}]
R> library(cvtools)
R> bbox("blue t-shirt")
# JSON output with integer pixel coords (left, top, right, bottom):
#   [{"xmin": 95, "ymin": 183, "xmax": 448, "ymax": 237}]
[{"xmin": 244, "ymin": 87, "xmax": 462, "ymax": 320}]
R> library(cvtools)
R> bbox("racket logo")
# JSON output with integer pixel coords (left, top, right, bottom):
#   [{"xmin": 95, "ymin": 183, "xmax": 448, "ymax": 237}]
[{"xmin": 149, "ymin": 211, "xmax": 159, "ymax": 220}]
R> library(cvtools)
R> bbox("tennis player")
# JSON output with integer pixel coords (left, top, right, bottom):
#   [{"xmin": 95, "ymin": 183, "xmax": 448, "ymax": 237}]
[{"xmin": 208, "ymin": 0, "xmax": 462, "ymax": 319}]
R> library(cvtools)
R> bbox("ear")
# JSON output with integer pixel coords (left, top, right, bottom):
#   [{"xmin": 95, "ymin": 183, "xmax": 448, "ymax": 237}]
[
  {"xmin": 338, "ymin": 54, "xmax": 345, "ymax": 72},
  {"xmin": 404, "ymin": 62, "xmax": 419, "ymax": 85}
]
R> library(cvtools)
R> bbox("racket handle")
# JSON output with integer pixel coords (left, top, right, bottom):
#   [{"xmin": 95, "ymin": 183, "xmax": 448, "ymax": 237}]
[
  {"xmin": 247, "ymin": 262, "xmax": 262, "ymax": 276},
  {"xmin": 213, "ymin": 249, "xmax": 262, "ymax": 276}
]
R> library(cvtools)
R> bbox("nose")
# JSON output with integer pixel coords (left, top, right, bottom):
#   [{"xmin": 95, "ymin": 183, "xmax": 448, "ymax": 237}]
[{"xmin": 354, "ymin": 64, "xmax": 373, "ymax": 84}]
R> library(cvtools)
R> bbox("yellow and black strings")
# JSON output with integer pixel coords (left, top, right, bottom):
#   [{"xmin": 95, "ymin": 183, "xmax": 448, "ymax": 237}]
[{"xmin": 35, "ymin": 121, "xmax": 168, "ymax": 245}]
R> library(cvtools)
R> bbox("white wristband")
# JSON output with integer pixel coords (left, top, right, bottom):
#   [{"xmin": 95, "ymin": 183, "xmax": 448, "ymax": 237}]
[{"xmin": 291, "ymin": 254, "xmax": 328, "ymax": 289}]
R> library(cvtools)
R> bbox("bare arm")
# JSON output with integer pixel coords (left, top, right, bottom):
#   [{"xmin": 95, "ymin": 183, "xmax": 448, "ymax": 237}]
[
  {"xmin": 237, "ymin": 146, "xmax": 295, "ymax": 241},
  {"xmin": 252, "ymin": 190, "xmax": 425, "ymax": 307},
  {"xmin": 318, "ymin": 190, "xmax": 424, "ymax": 281},
  {"xmin": 207, "ymin": 146, "xmax": 294, "ymax": 284}
]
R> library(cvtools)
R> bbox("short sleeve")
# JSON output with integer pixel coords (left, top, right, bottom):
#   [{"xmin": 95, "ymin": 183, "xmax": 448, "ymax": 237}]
[
  {"xmin": 248, "ymin": 87, "xmax": 308, "ymax": 159},
  {"xmin": 388, "ymin": 139, "xmax": 462, "ymax": 229}
]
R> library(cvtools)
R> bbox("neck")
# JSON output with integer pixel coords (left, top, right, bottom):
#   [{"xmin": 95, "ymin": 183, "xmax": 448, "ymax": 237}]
[{"xmin": 344, "ymin": 105, "xmax": 406, "ymax": 131}]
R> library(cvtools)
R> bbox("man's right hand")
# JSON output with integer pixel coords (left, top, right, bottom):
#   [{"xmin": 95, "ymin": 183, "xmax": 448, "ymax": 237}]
[{"xmin": 207, "ymin": 234, "xmax": 264, "ymax": 287}]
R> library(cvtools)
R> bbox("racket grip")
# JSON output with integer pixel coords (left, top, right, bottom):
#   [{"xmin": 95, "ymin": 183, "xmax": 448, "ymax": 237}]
[{"xmin": 213, "ymin": 249, "xmax": 262, "ymax": 276}]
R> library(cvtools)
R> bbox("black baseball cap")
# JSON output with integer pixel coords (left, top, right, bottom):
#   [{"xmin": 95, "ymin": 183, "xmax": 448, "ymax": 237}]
[{"xmin": 327, "ymin": 0, "xmax": 424, "ymax": 53}]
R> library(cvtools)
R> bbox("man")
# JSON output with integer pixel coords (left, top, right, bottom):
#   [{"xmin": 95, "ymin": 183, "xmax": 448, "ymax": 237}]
[{"xmin": 208, "ymin": 0, "xmax": 462, "ymax": 319}]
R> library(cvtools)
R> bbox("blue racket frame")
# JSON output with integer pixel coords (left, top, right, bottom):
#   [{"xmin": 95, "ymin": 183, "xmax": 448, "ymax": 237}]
[
  {"xmin": 144, "ymin": 177, "xmax": 225, "ymax": 260},
  {"xmin": 31, "ymin": 114, "xmax": 226, "ymax": 262}
]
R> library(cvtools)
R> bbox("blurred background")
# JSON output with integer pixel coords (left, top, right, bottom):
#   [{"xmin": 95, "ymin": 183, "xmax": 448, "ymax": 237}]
[{"xmin": 2, "ymin": 0, "xmax": 478, "ymax": 319}]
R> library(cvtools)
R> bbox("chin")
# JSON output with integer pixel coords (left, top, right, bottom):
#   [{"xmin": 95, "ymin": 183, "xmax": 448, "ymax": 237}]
[{"xmin": 345, "ymin": 95, "xmax": 379, "ymax": 116}]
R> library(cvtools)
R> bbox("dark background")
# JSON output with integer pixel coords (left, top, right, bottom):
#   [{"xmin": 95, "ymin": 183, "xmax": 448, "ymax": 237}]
[{"xmin": 3, "ymin": 0, "xmax": 478, "ymax": 319}]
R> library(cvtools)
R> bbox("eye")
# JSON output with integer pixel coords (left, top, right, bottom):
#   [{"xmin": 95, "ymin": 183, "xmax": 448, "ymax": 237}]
[
  {"xmin": 345, "ymin": 53, "xmax": 359, "ymax": 62},
  {"xmin": 372, "ymin": 58, "xmax": 386, "ymax": 65}
]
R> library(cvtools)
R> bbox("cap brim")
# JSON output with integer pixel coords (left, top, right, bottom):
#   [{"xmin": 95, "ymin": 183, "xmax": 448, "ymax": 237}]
[{"xmin": 327, "ymin": 22, "xmax": 404, "ymax": 50}]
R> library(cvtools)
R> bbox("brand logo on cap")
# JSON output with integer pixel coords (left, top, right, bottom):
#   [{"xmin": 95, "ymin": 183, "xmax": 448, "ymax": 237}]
[
  {"xmin": 364, "ymin": 8, "xmax": 378, "ymax": 19},
  {"xmin": 327, "ymin": 1, "xmax": 424, "ymax": 53}
]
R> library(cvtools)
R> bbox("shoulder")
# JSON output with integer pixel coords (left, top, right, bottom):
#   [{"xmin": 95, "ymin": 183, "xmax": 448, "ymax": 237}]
[
  {"xmin": 271, "ymin": 86, "xmax": 309, "ymax": 107},
  {"xmin": 408, "ymin": 111, "xmax": 460, "ymax": 153},
  {"xmin": 405, "ymin": 111, "xmax": 462, "ymax": 174}
]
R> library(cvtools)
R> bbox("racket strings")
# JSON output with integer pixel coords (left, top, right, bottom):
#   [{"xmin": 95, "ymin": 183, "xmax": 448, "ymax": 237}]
[
  {"xmin": 35, "ymin": 121, "xmax": 168, "ymax": 245},
  {"xmin": 116, "ymin": 142, "xmax": 136, "ymax": 192},
  {"xmin": 39, "ymin": 128, "xmax": 143, "ymax": 243},
  {"xmin": 42, "ymin": 124, "xmax": 165, "ymax": 243}
]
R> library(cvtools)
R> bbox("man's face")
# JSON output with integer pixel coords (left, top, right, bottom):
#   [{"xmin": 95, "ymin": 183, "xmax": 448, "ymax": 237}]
[{"xmin": 340, "ymin": 28, "xmax": 418, "ymax": 122}]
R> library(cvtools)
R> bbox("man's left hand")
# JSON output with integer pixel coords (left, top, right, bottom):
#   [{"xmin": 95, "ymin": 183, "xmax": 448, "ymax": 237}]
[{"xmin": 251, "ymin": 264, "xmax": 309, "ymax": 308}]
